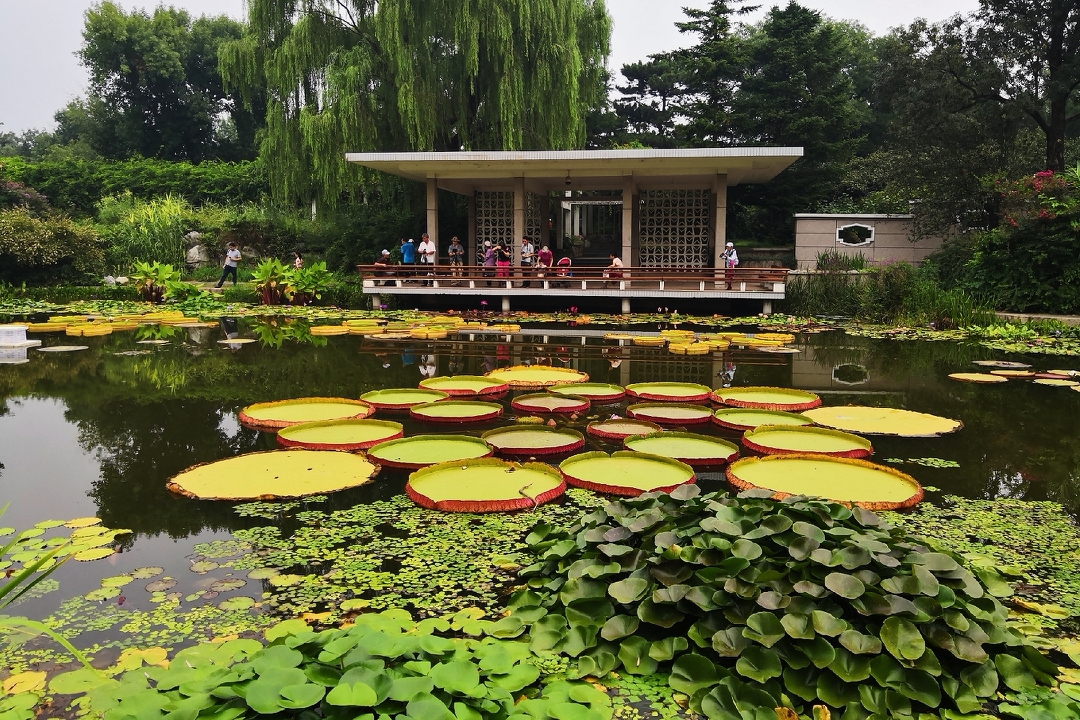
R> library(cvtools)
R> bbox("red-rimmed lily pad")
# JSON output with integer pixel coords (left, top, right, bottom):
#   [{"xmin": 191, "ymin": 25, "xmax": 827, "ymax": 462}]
[
  {"xmin": 409, "ymin": 400, "xmax": 503, "ymax": 424},
  {"xmin": 801, "ymin": 406, "xmax": 962, "ymax": 437},
  {"xmin": 276, "ymin": 419, "xmax": 404, "ymax": 451},
  {"xmin": 481, "ymin": 426, "xmax": 585, "ymax": 457},
  {"xmin": 166, "ymin": 450, "xmax": 380, "ymax": 500},
  {"xmin": 725, "ymin": 454, "xmax": 923, "ymax": 510},
  {"xmin": 510, "ymin": 393, "xmax": 590, "ymax": 414},
  {"xmin": 742, "ymin": 424, "xmax": 873, "ymax": 458},
  {"xmin": 406, "ymin": 458, "xmax": 565, "ymax": 512},
  {"xmin": 548, "ymin": 382, "xmax": 626, "ymax": 403},
  {"xmin": 625, "ymin": 382, "xmax": 712, "ymax": 402},
  {"xmin": 972, "ymin": 360, "xmax": 1031, "ymax": 369},
  {"xmin": 360, "ymin": 388, "xmax": 449, "ymax": 412},
  {"xmin": 560, "ymin": 451, "xmax": 696, "ymax": 496},
  {"xmin": 418, "ymin": 375, "xmax": 509, "ymax": 397},
  {"xmin": 711, "ymin": 386, "xmax": 822, "ymax": 411},
  {"xmin": 948, "ymin": 373, "xmax": 1008, "ymax": 384},
  {"xmin": 484, "ymin": 365, "xmax": 589, "ymax": 389},
  {"xmin": 1034, "ymin": 378, "xmax": 1079, "ymax": 387},
  {"xmin": 366, "ymin": 434, "xmax": 492, "ymax": 469},
  {"xmin": 627, "ymin": 402, "xmax": 713, "ymax": 426},
  {"xmin": 712, "ymin": 408, "xmax": 814, "ymax": 432},
  {"xmin": 238, "ymin": 398, "xmax": 374, "ymax": 430},
  {"xmin": 623, "ymin": 431, "xmax": 739, "ymax": 469},
  {"xmin": 586, "ymin": 418, "xmax": 662, "ymax": 440}
]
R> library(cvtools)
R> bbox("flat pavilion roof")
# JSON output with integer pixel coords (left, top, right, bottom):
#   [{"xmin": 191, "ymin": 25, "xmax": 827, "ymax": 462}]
[{"xmin": 345, "ymin": 147, "xmax": 803, "ymax": 194}]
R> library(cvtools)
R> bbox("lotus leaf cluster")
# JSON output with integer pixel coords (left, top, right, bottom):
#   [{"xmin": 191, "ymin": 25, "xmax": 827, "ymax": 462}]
[{"xmin": 511, "ymin": 486, "xmax": 1057, "ymax": 718}]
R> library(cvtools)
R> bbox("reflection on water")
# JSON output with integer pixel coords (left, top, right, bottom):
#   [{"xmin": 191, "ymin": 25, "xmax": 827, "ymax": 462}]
[{"xmin": 0, "ymin": 323, "xmax": 1078, "ymax": 571}]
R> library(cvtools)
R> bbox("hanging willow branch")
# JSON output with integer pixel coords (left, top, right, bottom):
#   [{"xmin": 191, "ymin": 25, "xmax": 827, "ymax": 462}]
[{"xmin": 221, "ymin": 0, "xmax": 612, "ymax": 206}]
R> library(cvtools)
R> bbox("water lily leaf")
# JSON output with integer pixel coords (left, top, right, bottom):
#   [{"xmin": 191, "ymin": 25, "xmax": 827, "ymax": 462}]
[
  {"xmin": 2, "ymin": 671, "xmax": 46, "ymax": 695},
  {"xmin": 145, "ymin": 578, "xmax": 177, "ymax": 592},
  {"xmin": 407, "ymin": 694, "xmax": 455, "ymax": 720},
  {"xmin": 190, "ymin": 560, "xmax": 219, "ymax": 574},
  {"xmin": 600, "ymin": 615, "xmax": 639, "ymax": 641},
  {"xmin": 211, "ymin": 578, "xmax": 247, "ymax": 592},
  {"xmin": 824, "ymin": 572, "xmax": 865, "ymax": 599},
  {"xmin": 811, "ymin": 611, "xmax": 847, "ymax": 637},
  {"xmin": 731, "ymin": 539, "xmax": 762, "ymax": 560},
  {"xmin": 881, "ymin": 617, "xmax": 925, "ymax": 661},
  {"xmin": 828, "ymin": 647, "xmax": 872, "ymax": 682},
  {"xmin": 63, "ymin": 517, "xmax": 101, "ymax": 529},
  {"xmin": 839, "ymin": 629, "xmax": 882, "ymax": 655},
  {"xmin": 648, "ymin": 637, "xmax": 689, "ymax": 661},
  {"xmin": 326, "ymin": 681, "xmax": 379, "ymax": 706},
  {"xmin": 219, "ymin": 596, "xmax": 256, "ymax": 611},
  {"xmin": 131, "ymin": 566, "xmax": 163, "ymax": 579},
  {"xmin": 743, "ymin": 612, "xmax": 785, "ymax": 647},
  {"xmin": 735, "ymin": 646, "xmax": 782, "ymax": 682},
  {"xmin": 33, "ymin": 520, "xmax": 65, "ymax": 529},
  {"xmin": 269, "ymin": 574, "xmax": 305, "ymax": 587},
  {"xmin": 429, "ymin": 661, "xmax": 480, "ymax": 694},
  {"xmin": 279, "ymin": 683, "xmax": 326, "ymax": 709},
  {"xmin": 669, "ymin": 653, "xmax": 722, "ymax": 695},
  {"xmin": 608, "ymin": 577, "xmax": 650, "ymax": 604},
  {"xmin": 489, "ymin": 663, "xmax": 540, "ymax": 692},
  {"xmin": 100, "ymin": 574, "xmax": 134, "ymax": 588},
  {"xmin": 73, "ymin": 547, "xmax": 115, "ymax": 561},
  {"xmin": 85, "ymin": 587, "xmax": 121, "ymax": 601},
  {"xmin": 960, "ymin": 660, "xmax": 999, "ymax": 698},
  {"xmin": 246, "ymin": 567, "xmax": 280, "ymax": 580},
  {"xmin": 49, "ymin": 667, "xmax": 112, "ymax": 695},
  {"xmin": 618, "ymin": 637, "xmax": 659, "ymax": 676}
]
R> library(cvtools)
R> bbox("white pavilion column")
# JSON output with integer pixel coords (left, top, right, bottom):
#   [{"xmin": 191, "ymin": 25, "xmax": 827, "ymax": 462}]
[
  {"xmin": 621, "ymin": 176, "xmax": 634, "ymax": 266},
  {"xmin": 426, "ymin": 177, "xmax": 439, "ymax": 264},
  {"xmin": 712, "ymin": 174, "xmax": 728, "ymax": 269},
  {"xmin": 512, "ymin": 177, "xmax": 525, "ymax": 265}
]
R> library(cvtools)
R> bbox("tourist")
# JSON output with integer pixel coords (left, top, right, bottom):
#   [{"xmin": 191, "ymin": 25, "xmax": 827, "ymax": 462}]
[
  {"xmin": 293, "ymin": 251, "xmax": 303, "ymax": 270},
  {"xmin": 537, "ymin": 245, "xmax": 553, "ymax": 280},
  {"xmin": 374, "ymin": 249, "xmax": 392, "ymax": 285},
  {"xmin": 215, "ymin": 242, "xmax": 241, "ymax": 288},
  {"xmin": 521, "ymin": 236, "xmax": 535, "ymax": 287},
  {"xmin": 482, "ymin": 241, "xmax": 496, "ymax": 286},
  {"xmin": 603, "ymin": 252, "xmax": 624, "ymax": 286},
  {"xmin": 447, "ymin": 236, "xmax": 464, "ymax": 284},
  {"xmin": 555, "ymin": 255, "xmax": 572, "ymax": 287},
  {"xmin": 418, "ymin": 233, "xmax": 436, "ymax": 285},
  {"xmin": 722, "ymin": 241, "xmax": 739, "ymax": 290},
  {"xmin": 496, "ymin": 242, "xmax": 511, "ymax": 278}
]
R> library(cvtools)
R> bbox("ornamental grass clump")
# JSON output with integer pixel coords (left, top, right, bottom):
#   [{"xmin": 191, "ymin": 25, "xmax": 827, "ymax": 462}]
[{"xmin": 512, "ymin": 485, "xmax": 1060, "ymax": 718}]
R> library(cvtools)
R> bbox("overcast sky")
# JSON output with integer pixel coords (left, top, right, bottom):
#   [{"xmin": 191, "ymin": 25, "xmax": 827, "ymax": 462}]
[{"xmin": 0, "ymin": 0, "xmax": 980, "ymax": 134}]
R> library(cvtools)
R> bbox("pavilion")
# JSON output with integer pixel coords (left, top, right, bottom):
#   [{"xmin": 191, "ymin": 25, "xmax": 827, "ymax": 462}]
[{"xmin": 346, "ymin": 148, "xmax": 803, "ymax": 311}]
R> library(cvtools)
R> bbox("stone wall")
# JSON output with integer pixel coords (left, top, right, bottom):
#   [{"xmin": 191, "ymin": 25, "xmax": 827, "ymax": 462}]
[{"xmin": 794, "ymin": 214, "xmax": 942, "ymax": 269}]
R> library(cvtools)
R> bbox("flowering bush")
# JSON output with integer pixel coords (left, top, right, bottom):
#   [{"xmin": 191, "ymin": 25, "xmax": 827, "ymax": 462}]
[
  {"xmin": 0, "ymin": 180, "xmax": 49, "ymax": 214},
  {"xmin": 995, "ymin": 168, "xmax": 1078, "ymax": 228}
]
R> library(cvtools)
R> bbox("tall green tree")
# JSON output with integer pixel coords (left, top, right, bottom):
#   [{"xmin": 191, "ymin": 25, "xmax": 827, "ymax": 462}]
[
  {"xmin": 220, "ymin": 0, "xmax": 611, "ymax": 205},
  {"xmin": 72, "ymin": 2, "xmax": 263, "ymax": 161},
  {"xmin": 613, "ymin": 56, "xmax": 684, "ymax": 147}
]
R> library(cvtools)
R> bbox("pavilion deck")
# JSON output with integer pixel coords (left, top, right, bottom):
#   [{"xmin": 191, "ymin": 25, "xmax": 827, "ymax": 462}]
[{"xmin": 356, "ymin": 265, "xmax": 788, "ymax": 313}]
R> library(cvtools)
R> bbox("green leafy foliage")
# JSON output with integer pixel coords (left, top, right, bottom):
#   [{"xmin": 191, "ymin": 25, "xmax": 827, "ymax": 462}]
[
  {"xmin": 286, "ymin": 261, "xmax": 334, "ymax": 304},
  {"xmin": 53, "ymin": 610, "xmax": 611, "ymax": 720},
  {"xmin": 0, "ymin": 207, "xmax": 104, "ymax": 284},
  {"xmin": 130, "ymin": 261, "xmax": 181, "ymax": 302},
  {"xmin": 514, "ymin": 486, "xmax": 1051, "ymax": 716},
  {"xmin": 252, "ymin": 258, "xmax": 289, "ymax": 305}
]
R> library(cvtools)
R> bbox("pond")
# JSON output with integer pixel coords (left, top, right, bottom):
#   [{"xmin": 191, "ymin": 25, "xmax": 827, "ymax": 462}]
[{"xmin": 1, "ymin": 316, "xmax": 1079, "ymax": 668}]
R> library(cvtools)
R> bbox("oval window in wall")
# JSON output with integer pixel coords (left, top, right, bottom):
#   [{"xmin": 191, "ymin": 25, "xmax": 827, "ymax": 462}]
[{"xmin": 837, "ymin": 223, "xmax": 874, "ymax": 246}]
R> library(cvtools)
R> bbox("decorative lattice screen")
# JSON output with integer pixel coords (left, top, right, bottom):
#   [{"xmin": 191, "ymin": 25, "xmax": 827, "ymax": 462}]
[
  {"xmin": 525, "ymin": 192, "xmax": 542, "ymax": 244},
  {"xmin": 475, "ymin": 192, "xmax": 513, "ymax": 249},
  {"xmin": 630, "ymin": 360, "xmax": 713, "ymax": 386},
  {"xmin": 637, "ymin": 190, "xmax": 712, "ymax": 268}
]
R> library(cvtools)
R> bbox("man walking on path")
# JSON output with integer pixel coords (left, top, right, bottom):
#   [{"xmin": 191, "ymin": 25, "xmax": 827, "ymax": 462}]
[
  {"xmin": 722, "ymin": 241, "xmax": 739, "ymax": 290},
  {"xmin": 215, "ymin": 242, "xmax": 241, "ymax": 288}
]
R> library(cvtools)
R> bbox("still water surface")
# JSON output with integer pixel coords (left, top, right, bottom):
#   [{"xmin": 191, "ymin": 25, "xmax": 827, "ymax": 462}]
[{"xmin": 1, "ymin": 321, "xmax": 1079, "ymax": 618}]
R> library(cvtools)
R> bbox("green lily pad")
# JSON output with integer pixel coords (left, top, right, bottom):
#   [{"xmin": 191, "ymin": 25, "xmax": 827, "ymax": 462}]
[
  {"xmin": 623, "ymin": 431, "xmax": 739, "ymax": 469},
  {"xmin": 167, "ymin": 450, "xmax": 380, "ymax": 500},
  {"xmin": 190, "ymin": 560, "xmax": 219, "ymax": 574},
  {"xmin": 239, "ymin": 397, "xmax": 375, "ymax": 430},
  {"xmin": 482, "ymin": 426, "xmax": 585, "ymax": 457},
  {"xmin": 418, "ymin": 375, "xmax": 509, "ymax": 397},
  {"xmin": 276, "ymin": 418, "xmax": 404, "ymax": 451},
  {"xmin": 586, "ymin": 418, "xmax": 662, "ymax": 440},
  {"xmin": 548, "ymin": 383, "xmax": 625, "ymax": 403},
  {"xmin": 219, "ymin": 596, "xmax": 256, "ymax": 611},
  {"xmin": 211, "ymin": 578, "xmax": 247, "ymax": 592},
  {"xmin": 625, "ymin": 382, "xmax": 712, "ymax": 402},
  {"xmin": 409, "ymin": 400, "xmax": 503, "ymax": 424},
  {"xmin": 406, "ymin": 458, "xmax": 565, "ymax": 512},
  {"xmin": 712, "ymin": 408, "xmax": 814, "ymax": 432},
  {"xmin": 511, "ymin": 393, "xmax": 591, "ymax": 414},
  {"xmin": 626, "ymin": 403, "xmax": 713, "ymax": 426},
  {"xmin": 560, "ymin": 451, "xmax": 696, "ymax": 496},
  {"xmin": 712, "ymin": 386, "xmax": 821, "ymax": 411},
  {"xmin": 802, "ymin": 406, "xmax": 962, "ymax": 437},
  {"xmin": 367, "ymin": 435, "xmax": 493, "ymax": 469},
  {"xmin": 485, "ymin": 365, "xmax": 589, "ymax": 389},
  {"xmin": 742, "ymin": 425, "xmax": 873, "ymax": 458},
  {"xmin": 359, "ymin": 388, "xmax": 450, "ymax": 412}
]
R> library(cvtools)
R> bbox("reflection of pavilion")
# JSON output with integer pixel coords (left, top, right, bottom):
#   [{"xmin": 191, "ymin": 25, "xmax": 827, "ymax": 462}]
[
  {"xmin": 0, "ymin": 325, "xmax": 41, "ymax": 364},
  {"xmin": 348, "ymin": 149, "xmax": 801, "ymax": 312}
]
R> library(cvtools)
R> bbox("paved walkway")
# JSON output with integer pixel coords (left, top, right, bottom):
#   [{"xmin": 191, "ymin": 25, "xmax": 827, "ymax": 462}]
[{"xmin": 996, "ymin": 312, "xmax": 1080, "ymax": 327}]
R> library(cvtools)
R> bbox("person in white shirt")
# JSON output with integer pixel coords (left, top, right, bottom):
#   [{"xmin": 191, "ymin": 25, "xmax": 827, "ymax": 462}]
[
  {"xmin": 215, "ymin": 242, "xmax": 241, "ymax": 288},
  {"xmin": 721, "ymin": 241, "xmax": 739, "ymax": 289},
  {"xmin": 603, "ymin": 252, "xmax": 624, "ymax": 286},
  {"xmin": 520, "ymin": 237, "xmax": 535, "ymax": 287},
  {"xmin": 417, "ymin": 233, "xmax": 436, "ymax": 286}
]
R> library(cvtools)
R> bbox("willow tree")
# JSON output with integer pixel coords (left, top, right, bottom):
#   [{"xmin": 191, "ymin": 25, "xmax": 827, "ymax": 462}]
[{"xmin": 221, "ymin": 0, "xmax": 611, "ymax": 205}]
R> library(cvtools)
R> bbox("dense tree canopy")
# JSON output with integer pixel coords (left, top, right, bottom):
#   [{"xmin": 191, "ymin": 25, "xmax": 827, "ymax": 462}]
[{"xmin": 220, "ymin": 0, "xmax": 612, "ymax": 205}]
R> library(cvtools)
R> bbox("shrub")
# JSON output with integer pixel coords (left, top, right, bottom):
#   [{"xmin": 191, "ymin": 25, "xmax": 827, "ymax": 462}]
[
  {"xmin": 130, "ymin": 260, "xmax": 181, "ymax": 302},
  {"xmin": 286, "ymin": 261, "xmax": 334, "ymax": 305},
  {"xmin": 0, "ymin": 207, "xmax": 104, "ymax": 284},
  {"xmin": 252, "ymin": 258, "xmax": 290, "ymax": 304},
  {"xmin": 513, "ymin": 486, "xmax": 1056, "ymax": 717},
  {"xmin": 816, "ymin": 249, "xmax": 867, "ymax": 272},
  {"xmin": 96, "ymin": 193, "xmax": 191, "ymax": 270}
]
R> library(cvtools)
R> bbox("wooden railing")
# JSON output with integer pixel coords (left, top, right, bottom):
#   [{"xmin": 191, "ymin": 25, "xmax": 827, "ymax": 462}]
[{"xmin": 356, "ymin": 264, "xmax": 788, "ymax": 293}]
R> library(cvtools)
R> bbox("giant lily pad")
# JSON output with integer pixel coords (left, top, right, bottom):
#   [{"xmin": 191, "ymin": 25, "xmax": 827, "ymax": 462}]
[
  {"xmin": 627, "ymin": 402, "xmax": 713, "ymax": 426},
  {"xmin": 276, "ymin": 419, "xmax": 404, "ymax": 451},
  {"xmin": 418, "ymin": 375, "xmax": 509, "ymax": 397},
  {"xmin": 511, "ymin": 393, "xmax": 590, "ymax": 414},
  {"xmin": 712, "ymin": 408, "xmax": 814, "ymax": 432},
  {"xmin": 742, "ymin": 424, "xmax": 873, "ymax": 458},
  {"xmin": 484, "ymin": 365, "xmax": 589, "ymax": 389},
  {"xmin": 725, "ymin": 454, "xmax": 923, "ymax": 510},
  {"xmin": 623, "ymin": 431, "xmax": 739, "ymax": 469},
  {"xmin": 972, "ymin": 360, "xmax": 1031, "ymax": 369},
  {"xmin": 560, "ymin": 451, "xmax": 695, "ymax": 496},
  {"xmin": 949, "ymin": 373, "xmax": 1008, "ymax": 384},
  {"xmin": 711, "ymin": 386, "xmax": 822, "ymax": 411},
  {"xmin": 409, "ymin": 400, "xmax": 503, "ymax": 424},
  {"xmin": 625, "ymin": 382, "xmax": 712, "ymax": 402},
  {"xmin": 481, "ymin": 426, "xmax": 585, "ymax": 457},
  {"xmin": 548, "ymin": 382, "xmax": 626, "ymax": 403},
  {"xmin": 406, "ymin": 458, "xmax": 565, "ymax": 512},
  {"xmin": 239, "ymin": 398, "xmax": 375, "ymax": 430},
  {"xmin": 360, "ymin": 388, "xmax": 449, "ymax": 412},
  {"xmin": 166, "ymin": 450, "xmax": 380, "ymax": 500},
  {"xmin": 366, "ymin": 435, "xmax": 492, "ymax": 469},
  {"xmin": 802, "ymin": 406, "xmax": 962, "ymax": 437},
  {"xmin": 587, "ymin": 418, "xmax": 662, "ymax": 440},
  {"xmin": 1034, "ymin": 378, "xmax": 1079, "ymax": 387}
]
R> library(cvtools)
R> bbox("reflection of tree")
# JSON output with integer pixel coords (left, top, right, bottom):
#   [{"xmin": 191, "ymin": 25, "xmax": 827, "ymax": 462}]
[{"xmin": 248, "ymin": 318, "xmax": 326, "ymax": 348}]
